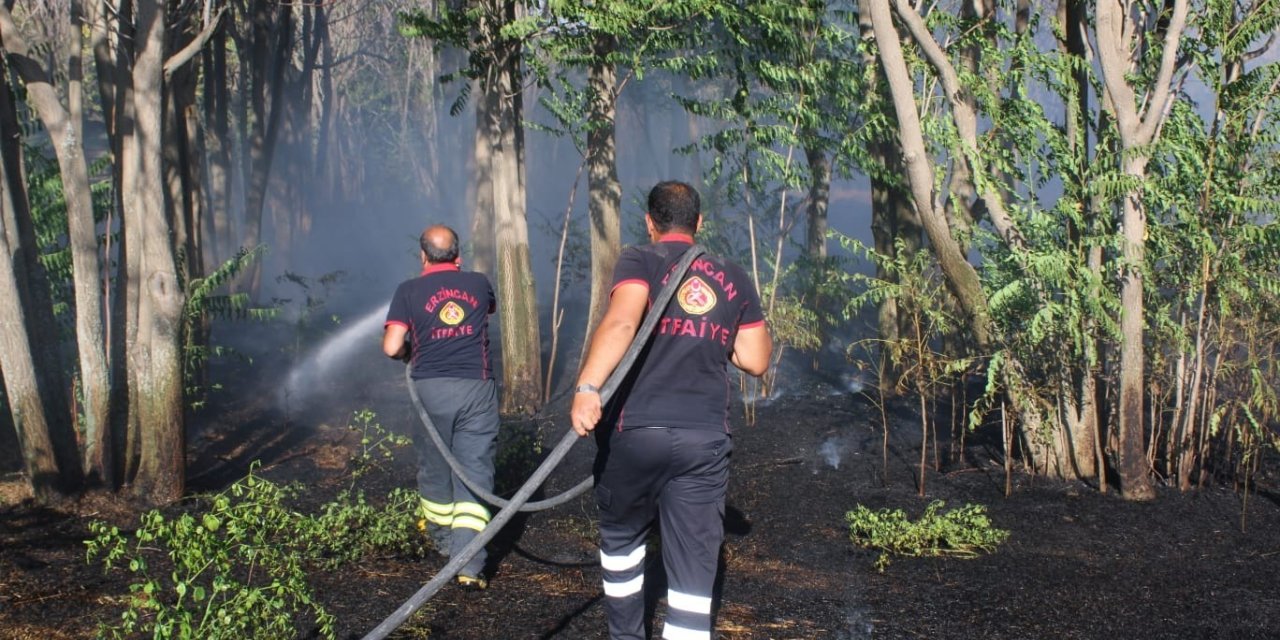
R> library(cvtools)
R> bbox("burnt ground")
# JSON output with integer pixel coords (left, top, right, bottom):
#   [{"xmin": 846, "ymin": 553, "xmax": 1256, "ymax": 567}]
[{"xmin": 3, "ymin": 337, "xmax": 1280, "ymax": 640}]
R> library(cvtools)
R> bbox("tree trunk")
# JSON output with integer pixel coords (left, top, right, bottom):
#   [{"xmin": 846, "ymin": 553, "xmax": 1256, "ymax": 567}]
[
  {"xmin": 857, "ymin": 1, "xmax": 919, "ymax": 395},
  {"xmin": 867, "ymin": 1, "xmax": 992, "ymax": 350},
  {"xmin": 870, "ymin": 0, "xmax": 1059, "ymax": 472},
  {"xmin": 487, "ymin": 1, "xmax": 541, "ymax": 414},
  {"xmin": 242, "ymin": 2, "xmax": 292, "ymax": 300},
  {"xmin": 1095, "ymin": 0, "xmax": 1188, "ymax": 500},
  {"xmin": 470, "ymin": 78, "xmax": 495, "ymax": 277},
  {"xmin": 804, "ymin": 145, "xmax": 829, "ymax": 259},
  {"xmin": 0, "ymin": 202, "xmax": 64, "ymax": 500},
  {"xmin": 0, "ymin": 134, "xmax": 66, "ymax": 501},
  {"xmin": 128, "ymin": 0, "xmax": 185, "ymax": 506},
  {"xmin": 202, "ymin": 20, "xmax": 232, "ymax": 270},
  {"xmin": 583, "ymin": 35, "xmax": 621, "ymax": 346},
  {"xmin": 1058, "ymin": 0, "xmax": 1101, "ymax": 483},
  {"xmin": 0, "ymin": 53, "xmax": 80, "ymax": 495}
]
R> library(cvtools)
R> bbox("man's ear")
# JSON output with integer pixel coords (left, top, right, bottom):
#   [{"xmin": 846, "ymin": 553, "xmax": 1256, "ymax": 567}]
[
  {"xmin": 420, "ymin": 250, "xmax": 428, "ymax": 265},
  {"xmin": 645, "ymin": 213, "xmax": 659, "ymax": 241},
  {"xmin": 695, "ymin": 214, "xmax": 703, "ymax": 234}
]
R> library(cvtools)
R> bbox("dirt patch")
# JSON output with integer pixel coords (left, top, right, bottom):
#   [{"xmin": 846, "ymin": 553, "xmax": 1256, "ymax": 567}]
[{"xmin": 2, "ymin": 375, "xmax": 1279, "ymax": 639}]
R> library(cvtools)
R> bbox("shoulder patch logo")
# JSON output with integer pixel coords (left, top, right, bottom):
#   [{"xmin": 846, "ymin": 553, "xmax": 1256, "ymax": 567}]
[
  {"xmin": 677, "ymin": 276, "xmax": 717, "ymax": 315},
  {"xmin": 439, "ymin": 301, "xmax": 466, "ymax": 326}
]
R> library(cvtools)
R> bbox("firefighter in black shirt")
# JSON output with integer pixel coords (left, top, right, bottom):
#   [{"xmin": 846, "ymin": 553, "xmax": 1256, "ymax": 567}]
[
  {"xmin": 383, "ymin": 225, "xmax": 497, "ymax": 590},
  {"xmin": 571, "ymin": 182, "xmax": 773, "ymax": 640}
]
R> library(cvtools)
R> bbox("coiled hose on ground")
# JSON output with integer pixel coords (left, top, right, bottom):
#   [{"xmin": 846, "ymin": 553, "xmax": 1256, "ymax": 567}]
[{"xmin": 362, "ymin": 245, "xmax": 704, "ymax": 640}]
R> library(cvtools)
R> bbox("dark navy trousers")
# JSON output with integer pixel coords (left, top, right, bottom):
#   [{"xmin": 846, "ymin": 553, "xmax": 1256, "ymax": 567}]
[{"xmin": 595, "ymin": 427, "xmax": 732, "ymax": 640}]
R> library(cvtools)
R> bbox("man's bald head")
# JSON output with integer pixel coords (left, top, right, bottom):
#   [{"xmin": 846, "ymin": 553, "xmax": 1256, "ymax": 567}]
[{"xmin": 420, "ymin": 225, "xmax": 460, "ymax": 264}]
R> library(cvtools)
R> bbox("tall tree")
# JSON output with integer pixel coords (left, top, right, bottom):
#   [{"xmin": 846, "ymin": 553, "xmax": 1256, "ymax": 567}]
[
  {"xmin": 583, "ymin": 33, "xmax": 622, "ymax": 344},
  {"xmin": 1056, "ymin": 0, "xmax": 1105, "ymax": 487},
  {"xmin": 126, "ymin": 0, "xmax": 185, "ymax": 505},
  {"xmin": 1094, "ymin": 0, "xmax": 1189, "ymax": 501},
  {"xmin": 0, "ymin": 142, "xmax": 65, "ymax": 501},
  {"xmin": 240, "ymin": 0, "xmax": 292, "ymax": 300},
  {"xmin": 483, "ymin": 0, "xmax": 543, "ymax": 414}
]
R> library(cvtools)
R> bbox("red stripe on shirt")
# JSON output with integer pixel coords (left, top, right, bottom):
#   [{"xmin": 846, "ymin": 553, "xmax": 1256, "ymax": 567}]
[
  {"xmin": 611, "ymin": 278, "xmax": 649, "ymax": 295},
  {"xmin": 421, "ymin": 263, "xmax": 461, "ymax": 276}
]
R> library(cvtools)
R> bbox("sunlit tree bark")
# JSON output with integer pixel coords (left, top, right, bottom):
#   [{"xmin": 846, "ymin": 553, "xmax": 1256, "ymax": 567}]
[
  {"xmin": 1095, "ymin": 0, "xmax": 1188, "ymax": 501},
  {"xmin": 866, "ymin": 1, "xmax": 992, "ymax": 349},
  {"xmin": 127, "ymin": 0, "xmax": 185, "ymax": 505},
  {"xmin": 583, "ymin": 33, "xmax": 622, "ymax": 345},
  {"xmin": 484, "ymin": 0, "xmax": 542, "ymax": 414}
]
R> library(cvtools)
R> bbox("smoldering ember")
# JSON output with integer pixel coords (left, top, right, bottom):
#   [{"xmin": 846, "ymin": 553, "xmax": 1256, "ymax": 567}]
[{"xmin": 1, "ymin": 2, "xmax": 1279, "ymax": 640}]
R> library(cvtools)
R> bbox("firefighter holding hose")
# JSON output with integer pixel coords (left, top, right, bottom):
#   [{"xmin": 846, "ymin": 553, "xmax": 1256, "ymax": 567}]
[
  {"xmin": 571, "ymin": 181, "xmax": 773, "ymax": 640},
  {"xmin": 382, "ymin": 224, "xmax": 497, "ymax": 591}
]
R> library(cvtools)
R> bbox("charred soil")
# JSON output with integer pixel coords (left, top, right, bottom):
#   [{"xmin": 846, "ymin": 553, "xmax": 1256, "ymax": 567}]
[{"xmin": 3, "ymin": 359, "xmax": 1280, "ymax": 639}]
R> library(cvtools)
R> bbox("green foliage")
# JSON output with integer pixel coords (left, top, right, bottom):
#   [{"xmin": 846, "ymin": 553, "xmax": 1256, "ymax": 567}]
[
  {"xmin": 837, "ymin": 233, "xmax": 972, "ymax": 397},
  {"xmin": 307, "ymin": 487, "xmax": 425, "ymax": 570},
  {"xmin": 182, "ymin": 246, "xmax": 273, "ymax": 408},
  {"xmin": 85, "ymin": 467, "xmax": 338, "ymax": 639},
  {"xmin": 23, "ymin": 143, "xmax": 112, "ymax": 339},
  {"xmin": 184, "ymin": 246, "xmax": 272, "ymax": 324},
  {"xmin": 348, "ymin": 408, "xmax": 412, "ymax": 483},
  {"xmin": 85, "ymin": 412, "xmax": 426, "ymax": 638},
  {"xmin": 846, "ymin": 500, "xmax": 1009, "ymax": 572},
  {"xmin": 766, "ymin": 293, "xmax": 823, "ymax": 354}
]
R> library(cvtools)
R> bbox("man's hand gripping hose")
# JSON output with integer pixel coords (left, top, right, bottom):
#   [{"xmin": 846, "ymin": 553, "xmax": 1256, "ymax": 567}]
[{"xmin": 362, "ymin": 245, "xmax": 703, "ymax": 640}]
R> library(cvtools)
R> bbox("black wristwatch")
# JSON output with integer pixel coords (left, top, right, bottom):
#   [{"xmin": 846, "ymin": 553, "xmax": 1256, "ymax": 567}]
[{"xmin": 575, "ymin": 383, "xmax": 600, "ymax": 394}]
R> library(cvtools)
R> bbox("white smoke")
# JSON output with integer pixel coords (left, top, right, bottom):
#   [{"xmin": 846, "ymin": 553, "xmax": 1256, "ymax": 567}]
[
  {"xmin": 818, "ymin": 436, "xmax": 845, "ymax": 470},
  {"xmin": 280, "ymin": 302, "xmax": 390, "ymax": 412}
]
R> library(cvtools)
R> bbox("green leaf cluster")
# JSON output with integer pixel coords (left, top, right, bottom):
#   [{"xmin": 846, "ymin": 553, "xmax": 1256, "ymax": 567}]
[
  {"xmin": 845, "ymin": 500, "xmax": 1009, "ymax": 572},
  {"xmin": 85, "ymin": 412, "xmax": 426, "ymax": 639}
]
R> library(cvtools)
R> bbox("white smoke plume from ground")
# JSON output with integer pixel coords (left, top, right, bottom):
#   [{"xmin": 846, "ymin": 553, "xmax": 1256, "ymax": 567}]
[{"xmin": 818, "ymin": 435, "xmax": 848, "ymax": 471}]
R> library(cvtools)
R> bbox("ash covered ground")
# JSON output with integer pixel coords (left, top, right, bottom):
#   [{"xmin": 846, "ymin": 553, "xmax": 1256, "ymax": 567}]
[{"xmin": 3, "ymin": 328, "xmax": 1279, "ymax": 640}]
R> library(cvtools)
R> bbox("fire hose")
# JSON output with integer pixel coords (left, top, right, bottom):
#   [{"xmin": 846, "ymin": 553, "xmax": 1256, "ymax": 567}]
[{"xmin": 362, "ymin": 244, "xmax": 705, "ymax": 640}]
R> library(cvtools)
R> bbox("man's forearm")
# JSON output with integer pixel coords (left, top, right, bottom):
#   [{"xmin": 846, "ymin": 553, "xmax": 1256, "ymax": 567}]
[{"xmin": 577, "ymin": 320, "xmax": 636, "ymax": 388}]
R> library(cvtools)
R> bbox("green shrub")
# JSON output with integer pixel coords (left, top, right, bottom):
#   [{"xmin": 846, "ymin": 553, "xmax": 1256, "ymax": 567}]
[
  {"xmin": 845, "ymin": 500, "xmax": 1009, "ymax": 572},
  {"xmin": 85, "ymin": 467, "xmax": 338, "ymax": 639},
  {"xmin": 348, "ymin": 408, "xmax": 411, "ymax": 482},
  {"xmin": 85, "ymin": 411, "xmax": 426, "ymax": 639}
]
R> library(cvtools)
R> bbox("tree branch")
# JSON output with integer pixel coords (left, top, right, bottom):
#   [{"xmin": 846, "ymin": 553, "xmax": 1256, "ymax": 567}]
[
  {"xmin": 1096, "ymin": 0, "xmax": 1141, "ymax": 138},
  {"xmin": 0, "ymin": 5, "xmax": 53, "ymax": 86},
  {"xmin": 1136, "ymin": 0, "xmax": 1189, "ymax": 144},
  {"xmin": 163, "ymin": 6, "xmax": 226, "ymax": 79},
  {"xmin": 866, "ymin": 0, "xmax": 993, "ymax": 349},
  {"xmin": 890, "ymin": 0, "xmax": 1026, "ymax": 251}
]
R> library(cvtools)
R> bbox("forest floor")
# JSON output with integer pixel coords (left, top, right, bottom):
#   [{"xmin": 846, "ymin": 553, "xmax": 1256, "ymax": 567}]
[{"xmin": 2, "ymin": 334, "xmax": 1280, "ymax": 640}]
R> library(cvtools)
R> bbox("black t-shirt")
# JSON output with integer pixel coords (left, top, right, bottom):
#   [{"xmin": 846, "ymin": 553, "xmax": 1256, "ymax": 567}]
[
  {"xmin": 385, "ymin": 263, "xmax": 496, "ymax": 380},
  {"xmin": 608, "ymin": 234, "xmax": 766, "ymax": 432}
]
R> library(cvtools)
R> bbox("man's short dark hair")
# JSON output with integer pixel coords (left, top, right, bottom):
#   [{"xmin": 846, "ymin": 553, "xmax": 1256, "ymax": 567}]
[
  {"xmin": 647, "ymin": 181, "xmax": 700, "ymax": 233},
  {"xmin": 421, "ymin": 226, "xmax": 460, "ymax": 263}
]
